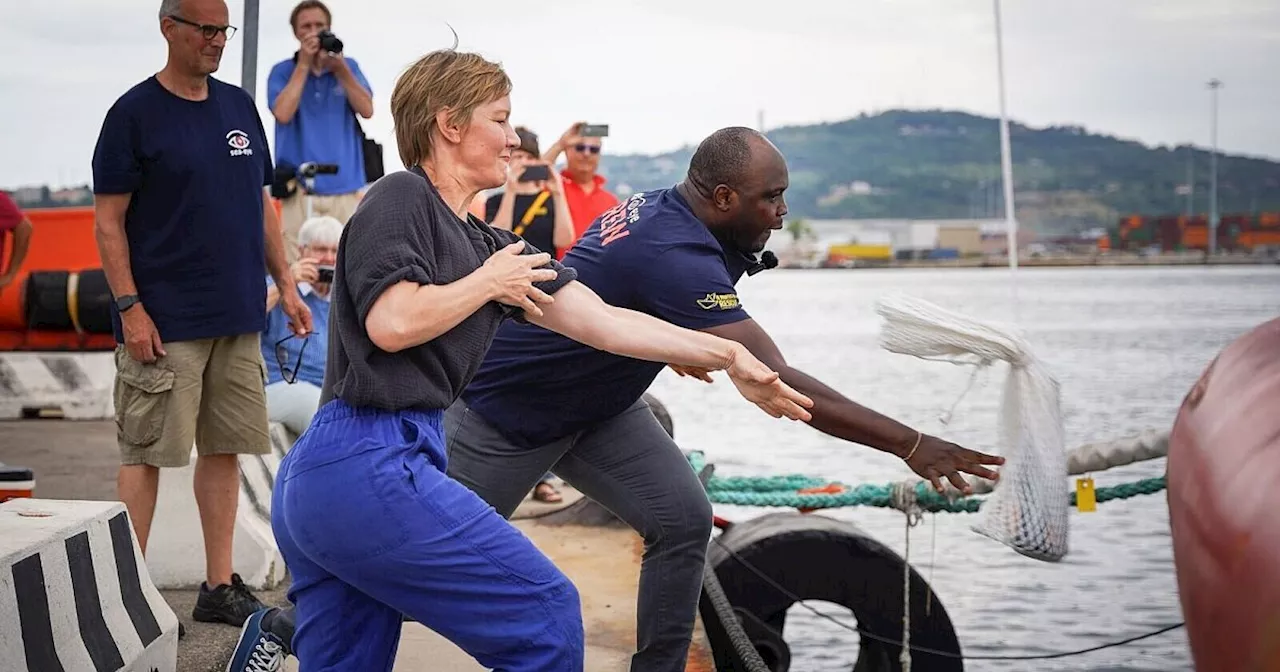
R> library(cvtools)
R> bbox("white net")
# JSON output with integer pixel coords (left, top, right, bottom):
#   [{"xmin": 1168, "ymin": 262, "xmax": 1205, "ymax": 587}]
[{"xmin": 875, "ymin": 292, "xmax": 1070, "ymax": 562}]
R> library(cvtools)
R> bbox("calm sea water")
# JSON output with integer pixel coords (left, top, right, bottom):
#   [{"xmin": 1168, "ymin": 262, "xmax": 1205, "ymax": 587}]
[{"xmin": 645, "ymin": 265, "xmax": 1280, "ymax": 671}]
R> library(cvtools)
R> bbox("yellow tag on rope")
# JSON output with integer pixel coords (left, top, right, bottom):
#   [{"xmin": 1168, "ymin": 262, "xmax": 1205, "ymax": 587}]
[{"xmin": 1075, "ymin": 477, "xmax": 1097, "ymax": 513}]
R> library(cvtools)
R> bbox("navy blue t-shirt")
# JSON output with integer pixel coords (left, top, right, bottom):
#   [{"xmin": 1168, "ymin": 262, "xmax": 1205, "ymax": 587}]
[
  {"xmin": 462, "ymin": 187, "xmax": 762, "ymax": 448},
  {"xmin": 92, "ymin": 76, "xmax": 274, "ymax": 343}
]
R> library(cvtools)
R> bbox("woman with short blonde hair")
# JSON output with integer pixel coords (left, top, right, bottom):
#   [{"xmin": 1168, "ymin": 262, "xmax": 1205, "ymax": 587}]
[{"xmin": 263, "ymin": 49, "xmax": 813, "ymax": 671}]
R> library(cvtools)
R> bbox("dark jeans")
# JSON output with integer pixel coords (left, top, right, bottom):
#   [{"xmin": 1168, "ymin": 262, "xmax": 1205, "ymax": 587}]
[{"xmin": 445, "ymin": 397, "xmax": 714, "ymax": 672}]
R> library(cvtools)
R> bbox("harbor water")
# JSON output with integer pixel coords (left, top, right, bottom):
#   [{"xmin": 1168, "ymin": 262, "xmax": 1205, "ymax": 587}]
[{"xmin": 645, "ymin": 264, "xmax": 1280, "ymax": 671}]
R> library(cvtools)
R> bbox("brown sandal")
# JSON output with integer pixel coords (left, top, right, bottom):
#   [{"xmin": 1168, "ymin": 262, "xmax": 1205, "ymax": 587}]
[{"xmin": 533, "ymin": 482, "xmax": 563, "ymax": 503}]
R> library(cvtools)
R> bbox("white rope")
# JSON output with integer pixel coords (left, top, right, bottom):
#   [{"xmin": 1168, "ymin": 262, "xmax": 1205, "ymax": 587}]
[
  {"xmin": 877, "ymin": 292, "xmax": 1070, "ymax": 562},
  {"xmin": 933, "ymin": 429, "xmax": 1170, "ymax": 497},
  {"xmin": 890, "ymin": 480, "xmax": 924, "ymax": 671}
]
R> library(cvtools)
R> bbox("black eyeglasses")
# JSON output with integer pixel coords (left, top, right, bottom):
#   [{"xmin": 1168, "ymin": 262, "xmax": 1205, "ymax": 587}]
[
  {"xmin": 168, "ymin": 15, "xmax": 238, "ymax": 41},
  {"xmin": 274, "ymin": 335, "xmax": 309, "ymax": 385},
  {"xmin": 572, "ymin": 144, "xmax": 601, "ymax": 155}
]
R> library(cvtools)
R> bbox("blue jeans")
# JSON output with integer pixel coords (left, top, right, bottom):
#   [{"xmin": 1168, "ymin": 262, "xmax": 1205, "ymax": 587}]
[{"xmin": 271, "ymin": 399, "xmax": 584, "ymax": 671}]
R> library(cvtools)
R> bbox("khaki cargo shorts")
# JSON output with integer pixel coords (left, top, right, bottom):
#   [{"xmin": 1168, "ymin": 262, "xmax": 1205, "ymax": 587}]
[{"xmin": 114, "ymin": 332, "xmax": 271, "ymax": 468}]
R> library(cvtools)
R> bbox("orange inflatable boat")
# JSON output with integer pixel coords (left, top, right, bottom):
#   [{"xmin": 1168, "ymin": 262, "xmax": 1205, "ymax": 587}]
[
  {"xmin": 1, "ymin": 202, "xmax": 283, "ymax": 352},
  {"xmin": 1167, "ymin": 316, "xmax": 1280, "ymax": 671}
]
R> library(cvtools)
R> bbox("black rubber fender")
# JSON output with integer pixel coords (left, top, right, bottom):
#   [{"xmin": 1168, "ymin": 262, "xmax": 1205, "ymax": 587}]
[
  {"xmin": 74, "ymin": 269, "xmax": 115, "ymax": 334},
  {"xmin": 24, "ymin": 270, "xmax": 73, "ymax": 331},
  {"xmin": 707, "ymin": 512, "xmax": 963, "ymax": 672},
  {"xmin": 22, "ymin": 269, "xmax": 115, "ymax": 334}
]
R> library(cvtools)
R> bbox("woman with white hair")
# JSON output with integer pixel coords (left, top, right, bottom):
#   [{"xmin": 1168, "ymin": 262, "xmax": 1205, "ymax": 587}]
[
  {"xmin": 261, "ymin": 214, "xmax": 343, "ymax": 436},
  {"xmin": 256, "ymin": 49, "xmax": 813, "ymax": 671}
]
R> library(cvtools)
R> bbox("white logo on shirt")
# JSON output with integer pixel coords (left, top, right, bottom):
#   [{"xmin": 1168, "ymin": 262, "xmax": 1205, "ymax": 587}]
[{"xmin": 226, "ymin": 130, "xmax": 254, "ymax": 157}]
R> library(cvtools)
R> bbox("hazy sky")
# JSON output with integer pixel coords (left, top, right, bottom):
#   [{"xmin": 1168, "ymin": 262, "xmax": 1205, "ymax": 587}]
[{"xmin": 3, "ymin": 0, "xmax": 1278, "ymax": 189}]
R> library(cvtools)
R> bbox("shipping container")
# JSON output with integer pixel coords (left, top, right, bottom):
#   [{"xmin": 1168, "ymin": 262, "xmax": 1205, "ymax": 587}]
[
  {"xmin": 927, "ymin": 248, "xmax": 960, "ymax": 260},
  {"xmin": 827, "ymin": 244, "xmax": 892, "ymax": 261},
  {"xmin": 936, "ymin": 226, "xmax": 982, "ymax": 255}
]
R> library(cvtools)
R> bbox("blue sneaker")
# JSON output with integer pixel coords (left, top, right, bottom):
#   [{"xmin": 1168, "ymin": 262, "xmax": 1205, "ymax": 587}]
[{"xmin": 225, "ymin": 607, "xmax": 288, "ymax": 672}]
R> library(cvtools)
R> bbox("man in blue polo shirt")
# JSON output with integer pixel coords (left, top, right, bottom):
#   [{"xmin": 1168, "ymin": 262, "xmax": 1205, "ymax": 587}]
[
  {"xmin": 92, "ymin": 0, "xmax": 311, "ymax": 629},
  {"xmin": 230, "ymin": 127, "xmax": 1003, "ymax": 670},
  {"xmin": 267, "ymin": 0, "xmax": 374, "ymax": 263},
  {"xmin": 447, "ymin": 127, "xmax": 1005, "ymax": 670}
]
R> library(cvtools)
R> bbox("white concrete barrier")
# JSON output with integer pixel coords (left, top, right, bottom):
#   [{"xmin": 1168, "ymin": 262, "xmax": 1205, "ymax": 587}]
[
  {"xmin": 144, "ymin": 425, "xmax": 296, "ymax": 591},
  {"xmin": 0, "ymin": 498, "xmax": 179, "ymax": 672},
  {"xmin": 0, "ymin": 352, "xmax": 115, "ymax": 420}
]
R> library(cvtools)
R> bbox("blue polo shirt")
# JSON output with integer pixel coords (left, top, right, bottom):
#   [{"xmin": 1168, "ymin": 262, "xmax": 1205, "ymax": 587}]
[
  {"xmin": 267, "ymin": 56, "xmax": 372, "ymax": 195},
  {"xmin": 91, "ymin": 76, "xmax": 273, "ymax": 344},
  {"xmin": 261, "ymin": 279, "xmax": 332, "ymax": 387},
  {"xmin": 462, "ymin": 187, "xmax": 762, "ymax": 448}
]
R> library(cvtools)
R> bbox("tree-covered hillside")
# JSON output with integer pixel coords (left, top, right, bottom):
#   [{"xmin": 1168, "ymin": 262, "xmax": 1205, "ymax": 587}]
[{"xmin": 599, "ymin": 109, "xmax": 1280, "ymax": 233}]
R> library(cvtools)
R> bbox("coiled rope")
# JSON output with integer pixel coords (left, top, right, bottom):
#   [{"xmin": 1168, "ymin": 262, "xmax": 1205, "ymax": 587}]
[{"xmin": 686, "ymin": 451, "xmax": 1166, "ymax": 514}]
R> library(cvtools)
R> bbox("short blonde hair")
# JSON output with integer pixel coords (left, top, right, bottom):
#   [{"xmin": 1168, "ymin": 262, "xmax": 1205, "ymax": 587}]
[{"xmin": 391, "ymin": 50, "xmax": 512, "ymax": 169}]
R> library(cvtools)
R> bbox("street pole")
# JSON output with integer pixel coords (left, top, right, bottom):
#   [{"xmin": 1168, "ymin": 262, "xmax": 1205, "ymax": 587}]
[
  {"xmin": 1207, "ymin": 78, "xmax": 1222, "ymax": 256},
  {"xmin": 241, "ymin": 0, "xmax": 260, "ymax": 100},
  {"xmin": 993, "ymin": 0, "xmax": 1018, "ymax": 285}
]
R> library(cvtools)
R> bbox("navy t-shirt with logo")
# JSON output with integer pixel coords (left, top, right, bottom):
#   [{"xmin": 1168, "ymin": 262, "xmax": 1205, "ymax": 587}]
[
  {"xmin": 92, "ymin": 76, "xmax": 274, "ymax": 344},
  {"xmin": 462, "ymin": 187, "xmax": 759, "ymax": 448}
]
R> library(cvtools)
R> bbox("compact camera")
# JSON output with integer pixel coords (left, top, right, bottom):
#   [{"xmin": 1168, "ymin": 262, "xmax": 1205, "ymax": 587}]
[
  {"xmin": 317, "ymin": 30, "xmax": 344, "ymax": 54},
  {"xmin": 317, "ymin": 265, "xmax": 335, "ymax": 283}
]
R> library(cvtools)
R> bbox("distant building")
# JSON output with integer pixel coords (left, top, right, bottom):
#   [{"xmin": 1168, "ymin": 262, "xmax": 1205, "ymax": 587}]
[{"xmin": 765, "ymin": 217, "xmax": 1040, "ymax": 266}]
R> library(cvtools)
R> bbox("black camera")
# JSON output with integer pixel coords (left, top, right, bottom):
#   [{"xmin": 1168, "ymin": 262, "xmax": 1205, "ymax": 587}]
[
  {"xmin": 317, "ymin": 30, "xmax": 343, "ymax": 54},
  {"xmin": 317, "ymin": 265, "xmax": 335, "ymax": 284}
]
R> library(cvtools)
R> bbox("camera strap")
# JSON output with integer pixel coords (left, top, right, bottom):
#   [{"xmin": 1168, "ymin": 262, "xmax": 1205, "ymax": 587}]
[{"xmin": 515, "ymin": 191, "xmax": 552, "ymax": 237}]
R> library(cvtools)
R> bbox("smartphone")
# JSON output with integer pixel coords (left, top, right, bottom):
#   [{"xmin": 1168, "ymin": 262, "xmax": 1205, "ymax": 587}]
[
  {"xmin": 580, "ymin": 124, "xmax": 609, "ymax": 138},
  {"xmin": 518, "ymin": 164, "xmax": 552, "ymax": 182},
  {"xmin": 317, "ymin": 265, "xmax": 335, "ymax": 283}
]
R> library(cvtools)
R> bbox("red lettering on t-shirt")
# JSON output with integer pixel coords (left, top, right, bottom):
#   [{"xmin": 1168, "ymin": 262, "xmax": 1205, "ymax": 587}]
[{"xmin": 599, "ymin": 202, "xmax": 631, "ymax": 246}]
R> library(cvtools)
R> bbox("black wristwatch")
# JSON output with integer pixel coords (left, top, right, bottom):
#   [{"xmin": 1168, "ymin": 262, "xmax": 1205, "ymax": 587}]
[{"xmin": 115, "ymin": 294, "xmax": 141, "ymax": 313}]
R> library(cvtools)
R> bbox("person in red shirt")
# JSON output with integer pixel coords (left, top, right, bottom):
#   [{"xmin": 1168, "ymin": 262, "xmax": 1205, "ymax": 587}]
[
  {"xmin": 0, "ymin": 192, "xmax": 33, "ymax": 293},
  {"xmin": 541, "ymin": 121, "xmax": 618, "ymax": 258}
]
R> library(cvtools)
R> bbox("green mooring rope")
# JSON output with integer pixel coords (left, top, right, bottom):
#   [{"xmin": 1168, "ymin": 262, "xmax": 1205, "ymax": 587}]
[{"xmin": 686, "ymin": 452, "xmax": 1166, "ymax": 513}]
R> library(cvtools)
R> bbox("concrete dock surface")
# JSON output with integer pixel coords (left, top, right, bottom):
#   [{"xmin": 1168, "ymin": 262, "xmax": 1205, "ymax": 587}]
[{"xmin": 1, "ymin": 418, "xmax": 716, "ymax": 671}]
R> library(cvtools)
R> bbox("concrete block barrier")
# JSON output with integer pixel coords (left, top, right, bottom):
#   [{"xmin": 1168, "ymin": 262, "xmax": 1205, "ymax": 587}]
[
  {"xmin": 0, "ymin": 498, "xmax": 179, "ymax": 672},
  {"xmin": 0, "ymin": 352, "xmax": 115, "ymax": 420},
  {"xmin": 144, "ymin": 423, "xmax": 297, "ymax": 591}
]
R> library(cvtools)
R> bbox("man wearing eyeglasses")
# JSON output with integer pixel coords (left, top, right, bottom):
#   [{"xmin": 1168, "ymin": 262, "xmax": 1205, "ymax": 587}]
[
  {"xmin": 91, "ymin": 0, "xmax": 311, "ymax": 630},
  {"xmin": 542, "ymin": 122, "xmax": 618, "ymax": 258},
  {"xmin": 267, "ymin": 0, "xmax": 374, "ymax": 264},
  {"xmin": 262, "ymin": 216, "xmax": 342, "ymax": 436}
]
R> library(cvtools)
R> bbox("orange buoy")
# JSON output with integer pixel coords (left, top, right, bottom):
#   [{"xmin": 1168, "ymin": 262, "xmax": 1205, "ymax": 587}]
[{"xmin": 1167, "ymin": 316, "xmax": 1280, "ymax": 671}]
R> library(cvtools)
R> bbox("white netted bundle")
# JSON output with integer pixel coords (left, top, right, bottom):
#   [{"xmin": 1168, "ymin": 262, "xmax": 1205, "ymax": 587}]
[{"xmin": 875, "ymin": 292, "xmax": 1069, "ymax": 562}]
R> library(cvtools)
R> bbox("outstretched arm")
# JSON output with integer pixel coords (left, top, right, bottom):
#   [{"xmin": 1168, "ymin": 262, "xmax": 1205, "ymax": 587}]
[
  {"xmin": 704, "ymin": 318, "xmax": 1003, "ymax": 492},
  {"xmin": 528, "ymin": 281, "xmax": 814, "ymax": 422}
]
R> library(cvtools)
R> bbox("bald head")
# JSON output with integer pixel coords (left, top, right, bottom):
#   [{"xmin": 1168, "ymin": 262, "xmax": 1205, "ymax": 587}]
[
  {"xmin": 680, "ymin": 126, "xmax": 789, "ymax": 253},
  {"xmin": 687, "ymin": 127, "xmax": 777, "ymax": 195}
]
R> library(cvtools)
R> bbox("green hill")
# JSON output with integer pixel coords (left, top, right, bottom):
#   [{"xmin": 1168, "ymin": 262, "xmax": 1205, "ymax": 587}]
[{"xmin": 598, "ymin": 109, "xmax": 1280, "ymax": 234}]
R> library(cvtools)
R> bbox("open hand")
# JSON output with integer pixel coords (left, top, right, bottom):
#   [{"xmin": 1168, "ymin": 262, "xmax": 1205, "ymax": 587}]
[
  {"xmin": 483, "ymin": 240, "xmax": 559, "ymax": 317},
  {"xmin": 905, "ymin": 435, "xmax": 1004, "ymax": 494},
  {"xmin": 723, "ymin": 346, "xmax": 814, "ymax": 421}
]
